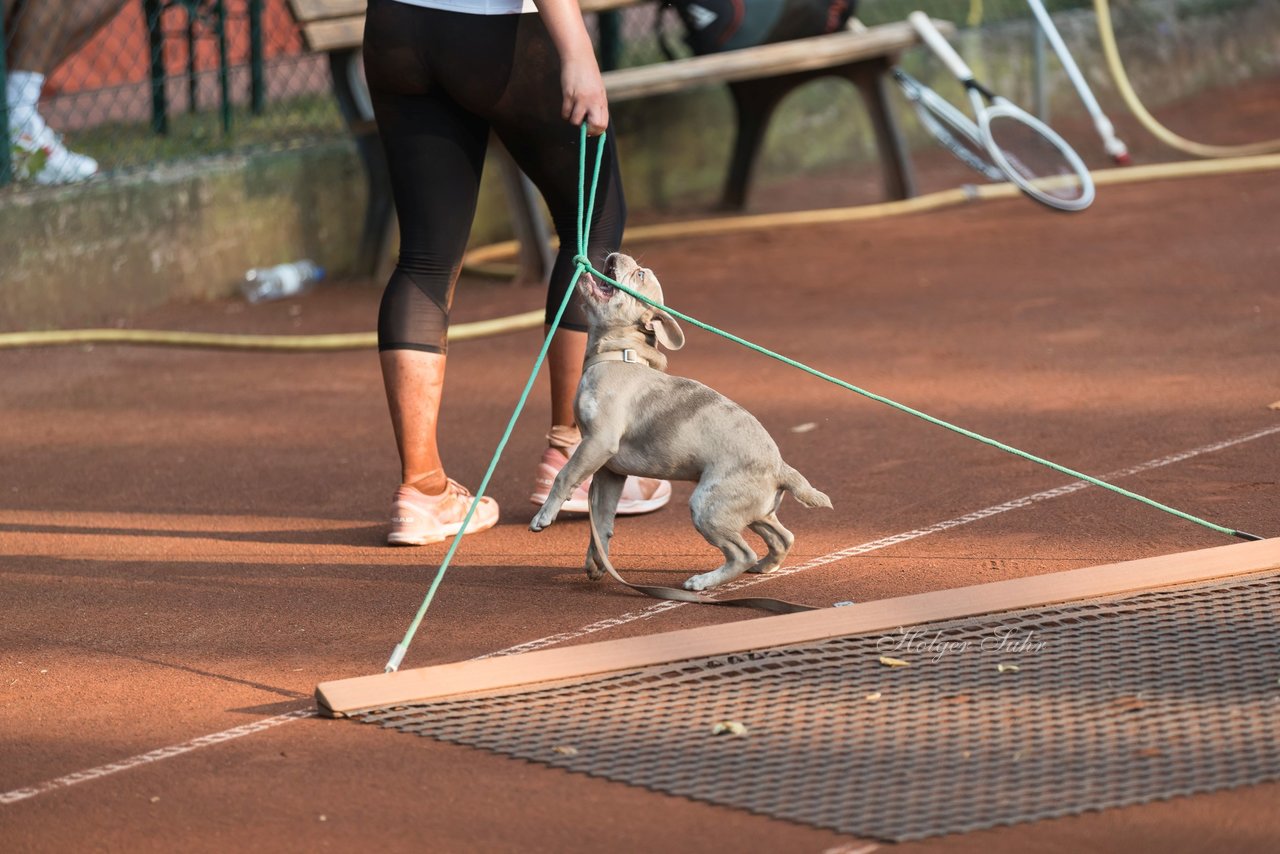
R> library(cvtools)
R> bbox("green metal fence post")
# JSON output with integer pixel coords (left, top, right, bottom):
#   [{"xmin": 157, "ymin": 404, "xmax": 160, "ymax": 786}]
[
  {"xmin": 186, "ymin": 5, "xmax": 199, "ymax": 113},
  {"xmin": 145, "ymin": 0, "xmax": 169, "ymax": 135},
  {"xmin": 598, "ymin": 10, "xmax": 621, "ymax": 72},
  {"xmin": 0, "ymin": 10, "xmax": 12, "ymax": 186},
  {"xmin": 215, "ymin": 0, "xmax": 231, "ymax": 134},
  {"xmin": 248, "ymin": 0, "xmax": 265, "ymax": 115}
]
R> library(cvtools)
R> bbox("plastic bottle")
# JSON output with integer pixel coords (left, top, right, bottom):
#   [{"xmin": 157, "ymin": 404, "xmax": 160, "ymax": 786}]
[{"xmin": 241, "ymin": 260, "xmax": 325, "ymax": 304}]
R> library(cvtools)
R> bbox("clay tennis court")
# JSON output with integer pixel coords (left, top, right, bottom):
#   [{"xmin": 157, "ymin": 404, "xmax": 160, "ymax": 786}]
[{"xmin": 4, "ymin": 77, "xmax": 1280, "ymax": 850}]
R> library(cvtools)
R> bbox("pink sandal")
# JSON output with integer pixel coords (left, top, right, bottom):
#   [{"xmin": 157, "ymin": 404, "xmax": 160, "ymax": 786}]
[{"xmin": 529, "ymin": 446, "xmax": 671, "ymax": 515}]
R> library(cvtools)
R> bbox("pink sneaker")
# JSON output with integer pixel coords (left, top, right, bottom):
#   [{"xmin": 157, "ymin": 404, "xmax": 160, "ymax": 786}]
[
  {"xmin": 529, "ymin": 446, "xmax": 672, "ymax": 515},
  {"xmin": 387, "ymin": 479, "xmax": 499, "ymax": 546}
]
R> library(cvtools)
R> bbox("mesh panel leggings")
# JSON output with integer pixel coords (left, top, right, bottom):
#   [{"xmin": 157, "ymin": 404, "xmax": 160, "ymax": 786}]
[{"xmin": 363, "ymin": 0, "xmax": 626, "ymax": 352}]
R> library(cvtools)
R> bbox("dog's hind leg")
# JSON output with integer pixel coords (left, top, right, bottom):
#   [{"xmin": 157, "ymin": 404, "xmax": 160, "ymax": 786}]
[
  {"xmin": 584, "ymin": 468, "xmax": 625, "ymax": 581},
  {"xmin": 685, "ymin": 492, "xmax": 758, "ymax": 591},
  {"xmin": 683, "ymin": 529, "xmax": 757, "ymax": 591},
  {"xmin": 747, "ymin": 512, "xmax": 794, "ymax": 574}
]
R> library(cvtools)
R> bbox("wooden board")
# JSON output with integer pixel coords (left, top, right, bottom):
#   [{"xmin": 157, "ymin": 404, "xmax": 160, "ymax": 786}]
[
  {"xmin": 315, "ymin": 537, "xmax": 1280, "ymax": 715},
  {"xmin": 289, "ymin": 8, "xmax": 943, "ymax": 94},
  {"xmin": 288, "ymin": 0, "xmax": 365, "ymax": 22},
  {"xmin": 301, "ymin": 17, "xmax": 365, "ymax": 52},
  {"xmin": 603, "ymin": 21, "xmax": 937, "ymax": 101}
]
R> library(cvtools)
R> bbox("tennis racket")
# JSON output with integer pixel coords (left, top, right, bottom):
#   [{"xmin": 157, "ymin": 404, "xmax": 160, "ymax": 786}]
[
  {"xmin": 892, "ymin": 68, "xmax": 1005, "ymax": 183},
  {"xmin": 908, "ymin": 11, "xmax": 1095, "ymax": 212},
  {"xmin": 1025, "ymin": 0, "xmax": 1130, "ymax": 164}
]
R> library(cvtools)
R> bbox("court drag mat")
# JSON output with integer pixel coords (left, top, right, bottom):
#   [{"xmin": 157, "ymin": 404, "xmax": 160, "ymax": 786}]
[{"xmin": 352, "ymin": 571, "xmax": 1280, "ymax": 842}]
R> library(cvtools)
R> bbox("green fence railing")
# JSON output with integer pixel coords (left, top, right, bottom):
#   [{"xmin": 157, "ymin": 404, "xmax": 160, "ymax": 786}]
[{"xmin": 1, "ymin": 9, "xmax": 11, "ymax": 187}]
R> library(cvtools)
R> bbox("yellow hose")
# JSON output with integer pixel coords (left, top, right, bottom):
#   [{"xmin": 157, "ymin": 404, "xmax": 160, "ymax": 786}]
[
  {"xmin": 966, "ymin": 0, "xmax": 984, "ymax": 29},
  {"xmin": 4, "ymin": 153, "xmax": 1278, "ymax": 352},
  {"xmin": 0, "ymin": 309, "xmax": 545, "ymax": 351},
  {"xmin": 466, "ymin": 154, "xmax": 1280, "ymax": 267},
  {"xmin": 1094, "ymin": 0, "xmax": 1280, "ymax": 158}
]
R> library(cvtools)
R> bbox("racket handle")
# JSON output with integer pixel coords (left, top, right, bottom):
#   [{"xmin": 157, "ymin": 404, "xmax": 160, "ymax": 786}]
[{"xmin": 908, "ymin": 11, "xmax": 974, "ymax": 83}]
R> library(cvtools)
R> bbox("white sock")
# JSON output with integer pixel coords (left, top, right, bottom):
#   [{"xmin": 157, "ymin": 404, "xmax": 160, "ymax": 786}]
[{"xmin": 6, "ymin": 71, "xmax": 45, "ymax": 129}]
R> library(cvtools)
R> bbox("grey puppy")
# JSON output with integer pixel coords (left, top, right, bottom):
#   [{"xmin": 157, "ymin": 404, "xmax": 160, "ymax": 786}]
[{"xmin": 529, "ymin": 253, "xmax": 831, "ymax": 591}]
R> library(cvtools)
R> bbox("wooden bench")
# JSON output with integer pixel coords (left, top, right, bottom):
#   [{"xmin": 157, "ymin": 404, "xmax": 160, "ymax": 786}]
[
  {"xmin": 603, "ymin": 20, "xmax": 931, "ymax": 208},
  {"xmin": 288, "ymin": 0, "xmax": 946, "ymax": 280}
]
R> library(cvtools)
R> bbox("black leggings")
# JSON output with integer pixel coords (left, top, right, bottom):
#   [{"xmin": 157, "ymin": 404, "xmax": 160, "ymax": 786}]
[{"xmin": 363, "ymin": 0, "xmax": 626, "ymax": 352}]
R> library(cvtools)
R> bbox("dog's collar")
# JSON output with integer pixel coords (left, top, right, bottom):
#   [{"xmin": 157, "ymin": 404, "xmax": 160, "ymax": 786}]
[{"xmin": 583, "ymin": 348, "xmax": 652, "ymax": 370}]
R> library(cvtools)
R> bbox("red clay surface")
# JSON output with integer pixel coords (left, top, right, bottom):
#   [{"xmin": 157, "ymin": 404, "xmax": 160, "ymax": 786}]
[{"xmin": 4, "ymin": 81, "xmax": 1280, "ymax": 852}]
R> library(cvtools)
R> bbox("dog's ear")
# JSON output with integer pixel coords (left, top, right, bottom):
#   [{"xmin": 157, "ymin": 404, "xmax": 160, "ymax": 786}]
[{"xmin": 645, "ymin": 310, "xmax": 685, "ymax": 351}]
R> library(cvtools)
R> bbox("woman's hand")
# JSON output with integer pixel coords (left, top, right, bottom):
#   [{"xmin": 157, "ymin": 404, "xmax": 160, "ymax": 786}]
[
  {"xmin": 534, "ymin": 0, "xmax": 610, "ymax": 135},
  {"xmin": 560, "ymin": 54, "xmax": 609, "ymax": 136}
]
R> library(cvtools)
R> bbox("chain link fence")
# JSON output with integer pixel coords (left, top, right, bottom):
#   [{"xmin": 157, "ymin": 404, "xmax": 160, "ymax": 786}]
[
  {"xmin": 2, "ymin": 0, "xmax": 340, "ymax": 186},
  {"xmin": 2, "ymin": 0, "xmax": 1276, "ymax": 188}
]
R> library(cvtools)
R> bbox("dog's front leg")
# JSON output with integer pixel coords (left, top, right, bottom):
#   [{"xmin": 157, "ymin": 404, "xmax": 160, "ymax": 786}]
[{"xmin": 529, "ymin": 437, "xmax": 618, "ymax": 532}]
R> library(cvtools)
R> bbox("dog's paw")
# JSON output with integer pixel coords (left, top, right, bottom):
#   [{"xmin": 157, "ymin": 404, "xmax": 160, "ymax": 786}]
[
  {"xmin": 683, "ymin": 573, "xmax": 715, "ymax": 592},
  {"xmin": 584, "ymin": 554, "xmax": 606, "ymax": 581},
  {"xmin": 529, "ymin": 506, "xmax": 557, "ymax": 532}
]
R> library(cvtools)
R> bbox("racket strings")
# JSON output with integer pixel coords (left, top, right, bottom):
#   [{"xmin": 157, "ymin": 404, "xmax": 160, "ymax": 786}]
[{"xmin": 986, "ymin": 113, "xmax": 1089, "ymax": 203}]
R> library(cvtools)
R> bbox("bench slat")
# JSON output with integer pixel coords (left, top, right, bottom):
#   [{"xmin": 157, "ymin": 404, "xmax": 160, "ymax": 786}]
[
  {"xmin": 604, "ymin": 21, "xmax": 936, "ymax": 101},
  {"xmin": 288, "ymin": 0, "xmax": 365, "ymax": 23},
  {"xmin": 289, "ymin": 9, "xmax": 947, "ymax": 89},
  {"xmin": 302, "ymin": 16, "xmax": 365, "ymax": 52}
]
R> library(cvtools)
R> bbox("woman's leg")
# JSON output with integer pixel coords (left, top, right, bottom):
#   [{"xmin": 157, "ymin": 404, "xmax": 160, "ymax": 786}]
[
  {"xmin": 547, "ymin": 325, "xmax": 588, "ymax": 430},
  {"xmin": 5, "ymin": 0, "xmax": 127, "ymax": 73},
  {"xmin": 363, "ymin": 0, "xmax": 499, "ymax": 542},
  {"xmin": 379, "ymin": 350, "xmax": 448, "ymax": 495},
  {"xmin": 489, "ymin": 93, "xmax": 627, "ymax": 441},
  {"xmin": 3, "ymin": 0, "xmax": 119, "ymax": 183},
  {"xmin": 485, "ymin": 17, "xmax": 667, "ymax": 514},
  {"xmin": 499, "ymin": 123, "xmax": 627, "ymax": 498},
  {"xmin": 365, "ymin": 0, "xmax": 486, "ymax": 490}
]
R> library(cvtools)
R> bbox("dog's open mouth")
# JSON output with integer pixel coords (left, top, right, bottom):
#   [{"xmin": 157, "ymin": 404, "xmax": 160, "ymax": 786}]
[
  {"xmin": 589, "ymin": 275, "xmax": 616, "ymax": 301},
  {"xmin": 589, "ymin": 254, "xmax": 622, "ymax": 300}
]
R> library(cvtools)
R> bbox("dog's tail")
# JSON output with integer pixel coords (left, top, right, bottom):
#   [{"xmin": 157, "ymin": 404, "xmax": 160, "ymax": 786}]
[{"xmin": 780, "ymin": 464, "xmax": 833, "ymax": 509}]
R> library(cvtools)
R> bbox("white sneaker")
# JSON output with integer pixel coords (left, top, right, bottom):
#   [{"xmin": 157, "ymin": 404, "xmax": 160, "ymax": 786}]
[
  {"xmin": 7, "ymin": 71, "xmax": 98, "ymax": 185},
  {"xmin": 11, "ymin": 118, "xmax": 99, "ymax": 185},
  {"xmin": 387, "ymin": 480, "xmax": 500, "ymax": 547}
]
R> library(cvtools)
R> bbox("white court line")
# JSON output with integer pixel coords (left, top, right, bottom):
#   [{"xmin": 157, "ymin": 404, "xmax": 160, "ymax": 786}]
[
  {"xmin": 4, "ymin": 424, "xmax": 1277, "ymax": 807},
  {"xmin": 822, "ymin": 844, "xmax": 880, "ymax": 854},
  {"xmin": 486, "ymin": 423, "xmax": 1280, "ymax": 656},
  {"xmin": 0, "ymin": 710, "xmax": 316, "ymax": 806}
]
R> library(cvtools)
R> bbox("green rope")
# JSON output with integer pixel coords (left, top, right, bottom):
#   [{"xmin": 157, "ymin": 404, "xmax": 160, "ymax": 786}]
[
  {"xmin": 575, "ymin": 267, "xmax": 1260, "ymax": 544},
  {"xmin": 385, "ymin": 126, "xmax": 1260, "ymax": 673},
  {"xmin": 383, "ymin": 127, "xmax": 607, "ymax": 673}
]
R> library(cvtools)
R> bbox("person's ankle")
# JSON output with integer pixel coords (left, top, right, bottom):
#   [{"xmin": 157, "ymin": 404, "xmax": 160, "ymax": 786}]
[
  {"xmin": 6, "ymin": 71, "xmax": 44, "ymax": 110},
  {"xmin": 6, "ymin": 72, "xmax": 43, "ymax": 131},
  {"xmin": 547, "ymin": 424, "xmax": 580, "ymax": 451},
  {"xmin": 404, "ymin": 469, "xmax": 448, "ymax": 497}
]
